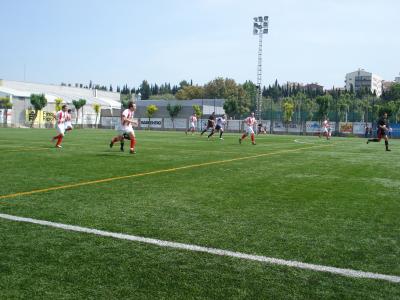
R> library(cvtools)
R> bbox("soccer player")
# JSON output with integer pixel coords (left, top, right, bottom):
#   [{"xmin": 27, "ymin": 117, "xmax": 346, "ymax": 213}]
[
  {"xmin": 65, "ymin": 109, "xmax": 73, "ymax": 133},
  {"xmin": 185, "ymin": 113, "xmax": 198, "ymax": 135},
  {"xmin": 110, "ymin": 101, "xmax": 137, "ymax": 154},
  {"xmin": 367, "ymin": 112, "xmax": 391, "ymax": 151},
  {"xmin": 200, "ymin": 112, "xmax": 216, "ymax": 136},
  {"xmin": 239, "ymin": 112, "xmax": 256, "ymax": 145},
  {"xmin": 320, "ymin": 117, "xmax": 331, "ymax": 140},
  {"xmin": 208, "ymin": 114, "xmax": 226, "ymax": 140},
  {"xmin": 51, "ymin": 104, "xmax": 68, "ymax": 148}
]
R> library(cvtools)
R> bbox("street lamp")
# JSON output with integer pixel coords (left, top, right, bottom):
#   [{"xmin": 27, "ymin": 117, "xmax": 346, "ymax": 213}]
[{"xmin": 253, "ymin": 16, "xmax": 269, "ymax": 120}]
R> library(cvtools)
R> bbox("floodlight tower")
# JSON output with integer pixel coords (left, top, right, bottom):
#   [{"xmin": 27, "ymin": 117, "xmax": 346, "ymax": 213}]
[{"xmin": 253, "ymin": 16, "xmax": 269, "ymax": 120}]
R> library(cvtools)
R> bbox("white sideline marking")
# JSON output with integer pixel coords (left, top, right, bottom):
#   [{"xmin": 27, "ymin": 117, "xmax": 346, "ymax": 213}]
[
  {"xmin": 1, "ymin": 212, "xmax": 399, "ymax": 284},
  {"xmin": 294, "ymin": 139, "xmax": 316, "ymax": 145}
]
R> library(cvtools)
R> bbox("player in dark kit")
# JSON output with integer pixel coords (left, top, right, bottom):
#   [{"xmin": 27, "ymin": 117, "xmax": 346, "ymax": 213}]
[
  {"xmin": 367, "ymin": 112, "xmax": 391, "ymax": 151},
  {"xmin": 207, "ymin": 114, "xmax": 226, "ymax": 139},
  {"xmin": 200, "ymin": 112, "xmax": 216, "ymax": 136}
]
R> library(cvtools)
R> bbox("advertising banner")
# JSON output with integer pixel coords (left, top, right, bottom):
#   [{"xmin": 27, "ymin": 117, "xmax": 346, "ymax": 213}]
[
  {"xmin": 25, "ymin": 110, "xmax": 55, "ymax": 127},
  {"xmin": 340, "ymin": 122, "xmax": 353, "ymax": 134},
  {"xmin": 287, "ymin": 123, "xmax": 301, "ymax": 133},
  {"xmin": 306, "ymin": 121, "xmax": 320, "ymax": 133},
  {"xmin": 140, "ymin": 118, "xmax": 162, "ymax": 128},
  {"xmin": 389, "ymin": 123, "xmax": 400, "ymax": 138},
  {"xmin": 272, "ymin": 121, "xmax": 285, "ymax": 132},
  {"xmin": 353, "ymin": 122, "xmax": 372, "ymax": 135}
]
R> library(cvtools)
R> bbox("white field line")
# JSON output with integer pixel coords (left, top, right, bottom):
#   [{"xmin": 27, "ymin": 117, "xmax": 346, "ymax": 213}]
[
  {"xmin": 294, "ymin": 139, "xmax": 317, "ymax": 145},
  {"xmin": 1, "ymin": 213, "xmax": 399, "ymax": 284}
]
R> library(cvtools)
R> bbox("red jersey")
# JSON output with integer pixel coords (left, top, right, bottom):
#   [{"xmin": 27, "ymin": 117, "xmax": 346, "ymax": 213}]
[
  {"xmin": 121, "ymin": 109, "xmax": 134, "ymax": 128},
  {"xmin": 245, "ymin": 116, "xmax": 256, "ymax": 127},
  {"xmin": 190, "ymin": 115, "xmax": 197, "ymax": 123},
  {"xmin": 56, "ymin": 110, "xmax": 66, "ymax": 125},
  {"xmin": 65, "ymin": 113, "xmax": 72, "ymax": 122}
]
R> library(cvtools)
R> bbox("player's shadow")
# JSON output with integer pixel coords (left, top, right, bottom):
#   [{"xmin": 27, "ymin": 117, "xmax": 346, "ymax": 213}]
[{"xmin": 95, "ymin": 151, "xmax": 134, "ymax": 158}]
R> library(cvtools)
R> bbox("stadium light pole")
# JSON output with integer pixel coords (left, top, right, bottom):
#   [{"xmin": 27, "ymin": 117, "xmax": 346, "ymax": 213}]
[{"xmin": 253, "ymin": 16, "xmax": 269, "ymax": 120}]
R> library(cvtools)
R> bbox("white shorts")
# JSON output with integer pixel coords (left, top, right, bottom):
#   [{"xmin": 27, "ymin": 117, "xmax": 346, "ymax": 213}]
[
  {"xmin": 65, "ymin": 122, "xmax": 73, "ymax": 129},
  {"xmin": 56, "ymin": 124, "xmax": 65, "ymax": 135},
  {"xmin": 190, "ymin": 122, "xmax": 195, "ymax": 129},
  {"xmin": 118, "ymin": 125, "xmax": 135, "ymax": 136},
  {"xmin": 245, "ymin": 126, "xmax": 254, "ymax": 135}
]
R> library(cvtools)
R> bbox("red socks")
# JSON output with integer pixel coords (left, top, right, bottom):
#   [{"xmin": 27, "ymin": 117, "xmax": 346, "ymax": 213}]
[
  {"xmin": 251, "ymin": 134, "xmax": 255, "ymax": 143},
  {"xmin": 130, "ymin": 137, "xmax": 136, "ymax": 150},
  {"xmin": 241, "ymin": 134, "xmax": 247, "ymax": 140},
  {"xmin": 56, "ymin": 135, "xmax": 63, "ymax": 146}
]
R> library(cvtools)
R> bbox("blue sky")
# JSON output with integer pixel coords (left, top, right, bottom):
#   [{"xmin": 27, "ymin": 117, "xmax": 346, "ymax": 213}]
[{"xmin": 1, "ymin": 0, "xmax": 399, "ymax": 89}]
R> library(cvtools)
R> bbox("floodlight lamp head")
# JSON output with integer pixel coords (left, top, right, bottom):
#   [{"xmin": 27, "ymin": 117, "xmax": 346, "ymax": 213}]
[
  {"xmin": 258, "ymin": 16, "xmax": 263, "ymax": 22},
  {"xmin": 253, "ymin": 17, "xmax": 258, "ymax": 22},
  {"xmin": 264, "ymin": 16, "xmax": 269, "ymax": 21}
]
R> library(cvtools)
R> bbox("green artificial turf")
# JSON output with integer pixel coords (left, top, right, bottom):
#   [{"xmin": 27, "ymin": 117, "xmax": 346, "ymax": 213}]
[{"xmin": 0, "ymin": 128, "xmax": 399, "ymax": 299}]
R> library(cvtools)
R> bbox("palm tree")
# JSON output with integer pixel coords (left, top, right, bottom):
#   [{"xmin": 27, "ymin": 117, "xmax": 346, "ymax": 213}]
[
  {"xmin": 146, "ymin": 105, "xmax": 158, "ymax": 129},
  {"xmin": 282, "ymin": 98, "xmax": 295, "ymax": 133},
  {"xmin": 30, "ymin": 94, "xmax": 47, "ymax": 128},
  {"xmin": 166, "ymin": 103, "xmax": 182, "ymax": 129},
  {"xmin": 93, "ymin": 104, "xmax": 101, "ymax": 128}
]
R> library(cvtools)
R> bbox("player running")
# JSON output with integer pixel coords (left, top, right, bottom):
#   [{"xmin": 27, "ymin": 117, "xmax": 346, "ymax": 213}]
[
  {"xmin": 51, "ymin": 104, "xmax": 68, "ymax": 148},
  {"xmin": 367, "ymin": 112, "xmax": 391, "ymax": 151},
  {"xmin": 110, "ymin": 101, "xmax": 137, "ymax": 154},
  {"xmin": 185, "ymin": 113, "xmax": 198, "ymax": 135},
  {"xmin": 320, "ymin": 117, "xmax": 331, "ymax": 140},
  {"xmin": 208, "ymin": 114, "xmax": 226, "ymax": 140},
  {"xmin": 239, "ymin": 112, "xmax": 256, "ymax": 145},
  {"xmin": 200, "ymin": 112, "xmax": 216, "ymax": 136},
  {"xmin": 65, "ymin": 109, "xmax": 73, "ymax": 133}
]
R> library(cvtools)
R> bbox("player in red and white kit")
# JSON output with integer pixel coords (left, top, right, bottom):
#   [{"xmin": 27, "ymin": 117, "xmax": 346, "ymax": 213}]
[
  {"xmin": 51, "ymin": 104, "xmax": 68, "ymax": 148},
  {"xmin": 320, "ymin": 118, "xmax": 331, "ymax": 140},
  {"xmin": 185, "ymin": 113, "xmax": 197, "ymax": 135},
  {"xmin": 239, "ymin": 112, "xmax": 256, "ymax": 145},
  {"xmin": 109, "ymin": 101, "xmax": 137, "ymax": 154},
  {"xmin": 65, "ymin": 109, "xmax": 73, "ymax": 133}
]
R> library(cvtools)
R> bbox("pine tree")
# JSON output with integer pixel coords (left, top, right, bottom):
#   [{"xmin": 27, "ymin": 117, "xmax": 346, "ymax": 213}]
[{"xmin": 140, "ymin": 80, "xmax": 151, "ymax": 100}]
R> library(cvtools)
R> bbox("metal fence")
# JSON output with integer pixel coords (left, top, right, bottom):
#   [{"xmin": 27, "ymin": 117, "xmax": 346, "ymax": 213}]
[{"xmin": 99, "ymin": 116, "xmax": 400, "ymax": 138}]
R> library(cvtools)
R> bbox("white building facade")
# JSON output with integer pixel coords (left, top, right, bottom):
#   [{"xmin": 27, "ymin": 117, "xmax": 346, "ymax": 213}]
[
  {"xmin": 0, "ymin": 79, "xmax": 121, "ymax": 127},
  {"xmin": 345, "ymin": 69, "xmax": 383, "ymax": 97}
]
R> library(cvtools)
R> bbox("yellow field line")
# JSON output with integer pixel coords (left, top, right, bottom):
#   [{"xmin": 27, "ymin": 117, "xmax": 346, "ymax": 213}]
[{"xmin": 0, "ymin": 144, "xmax": 330, "ymax": 201}]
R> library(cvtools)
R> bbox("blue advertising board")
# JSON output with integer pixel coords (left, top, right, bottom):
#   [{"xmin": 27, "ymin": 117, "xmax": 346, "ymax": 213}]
[{"xmin": 389, "ymin": 123, "xmax": 400, "ymax": 138}]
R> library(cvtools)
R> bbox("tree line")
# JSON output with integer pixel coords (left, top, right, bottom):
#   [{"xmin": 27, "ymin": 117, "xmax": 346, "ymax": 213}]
[
  {"xmin": 2, "ymin": 78, "xmax": 399, "ymax": 127},
  {"xmin": 132, "ymin": 78, "xmax": 400, "ymax": 124}
]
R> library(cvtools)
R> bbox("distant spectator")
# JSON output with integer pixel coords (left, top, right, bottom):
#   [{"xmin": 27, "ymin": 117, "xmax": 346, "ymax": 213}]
[
  {"xmin": 257, "ymin": 123, "xmax": 267, "ymax": 135},
  {"xmin": 364, "ymin": 123, "xmax": 369, "ymax": 138}
]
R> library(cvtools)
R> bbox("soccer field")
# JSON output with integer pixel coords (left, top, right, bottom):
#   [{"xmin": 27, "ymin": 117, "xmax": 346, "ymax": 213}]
[{"xmin": 0, "ymin": 128, "xmax": 399, "ymax": 299}]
